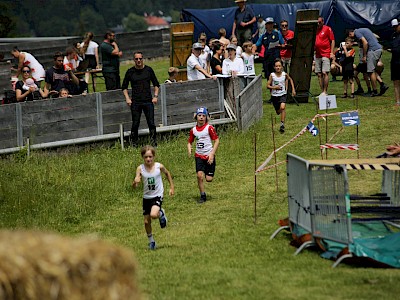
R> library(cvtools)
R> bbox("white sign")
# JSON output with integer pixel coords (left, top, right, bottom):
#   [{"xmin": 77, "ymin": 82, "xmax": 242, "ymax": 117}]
[{"xmin": 319, "ymin": 94, "xmax": 337, "ymax": 110}]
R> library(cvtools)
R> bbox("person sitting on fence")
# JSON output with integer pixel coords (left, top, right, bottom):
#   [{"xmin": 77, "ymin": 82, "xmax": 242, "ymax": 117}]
[
  {"xmin": 43, "ymin": 52, "xmax": 82, "ymax": 98},
  {"xmin": 187, "ymin": 43, "xmax": 215, "ymax": 81},
  {"xmin": 165, "ymin": 67, "xmax": 179, "ymax": 83},
  {"xmin": 15, "ymin": 66, "xmax": 45, "ymax": 102},
  {"xmin": 10, "ymin": 46, "xmax": 46, "ymax": 83},
  {"xmin": 77, "ymin": 32, "xmax": 100, "ymax": 86}
]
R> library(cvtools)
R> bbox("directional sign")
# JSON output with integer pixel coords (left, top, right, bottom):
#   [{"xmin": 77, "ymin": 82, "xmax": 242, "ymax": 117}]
[
  {"xmin": 307, "ymin": 122, "xmax": 319, "ymax": 136},
  {"xmin": 340, "ymin": 111, "xmax": 360, "ymax": 126}
]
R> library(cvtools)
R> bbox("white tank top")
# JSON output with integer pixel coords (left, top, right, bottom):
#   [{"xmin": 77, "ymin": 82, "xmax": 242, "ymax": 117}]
[
  {"xmin": 141, "ymin": 162, "xmax": 164, "ymax": 199},
  {"xmin": 271, "ymin": 71, "xmax": 287, "ymax": 97},
  {"xmin": 193, "ymin": 124, "xmax": 213, "ymax": 156},
  {"xmin": 22, "ymin": 52, "xmax": 45, "ymax": 82}
]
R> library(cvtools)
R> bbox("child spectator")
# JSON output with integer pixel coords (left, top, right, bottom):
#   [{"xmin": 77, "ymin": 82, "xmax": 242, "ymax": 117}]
[
  {"xmin": 187, "ymin": 107, "xmax": 220, "ymax": 204},
  {"xmin": 59, "ymin": 88, "xmax": 71, "ymax": 98},
  {"xmin": 230, "ymin": 36, "xmax": 243, "ymax": 58},
  {"xmin": 165, "ymin": 67, "xmax": 179, "ymax": 83},
  {"xmin": 252, "ymin": 15, "xmax": 266, "ymax": 42},
  {"xmin": 267, "ymin": 59, "xmax": 296, "ymax": 133},
  {"xmin": 222, "ymin": 44, "xmax": 245, "ymax": 76},
  {"xmin": 341, "ymin": 38, "xmax": 356, "ymax": 98},
  {"xmin": 241, "ymin": 41, "xmax": 255, "ymax": 76},
  {"xmin": 132, "ymin": 145, "xmax": 174, "ymax": 250}
]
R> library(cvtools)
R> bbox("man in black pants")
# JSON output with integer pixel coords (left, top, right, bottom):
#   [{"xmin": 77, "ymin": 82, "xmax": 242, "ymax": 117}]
[
  {"xmin": 122, "ymin": 51, "xmax": 160, "ymax": 147},
  {"xmin": 100, "ymin": 30, "xmax": 122, "ymax": 90}
]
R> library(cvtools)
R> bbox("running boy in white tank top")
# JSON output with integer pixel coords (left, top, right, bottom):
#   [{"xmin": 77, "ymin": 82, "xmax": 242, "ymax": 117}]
[
  {"xmin": 267, "ymin": 59, "xmax": 296, "ymax": 133},
  {"xmin": 187, "ymin": 107, "xmax": 220, "ymax": 203},
  {"xmin": 133, "ymin": 145, "xmax": 174, "ymax": 250}
]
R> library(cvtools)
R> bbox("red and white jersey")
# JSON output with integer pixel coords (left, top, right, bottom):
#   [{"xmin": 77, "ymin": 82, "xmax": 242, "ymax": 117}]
[{"xmin": 188, "ymin": 123, "xmax": 218, "ymax": 159}]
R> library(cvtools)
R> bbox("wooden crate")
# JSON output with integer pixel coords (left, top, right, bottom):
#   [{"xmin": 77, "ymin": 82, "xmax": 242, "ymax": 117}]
[{"xmin": 170, "ymin": 22, "xmax": 194, "ymax": 81}]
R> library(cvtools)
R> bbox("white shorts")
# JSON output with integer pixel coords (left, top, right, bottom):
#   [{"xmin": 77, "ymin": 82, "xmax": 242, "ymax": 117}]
[{"xmin": 315, "ymin": 57, "xmax": 331, "ymax": 73}]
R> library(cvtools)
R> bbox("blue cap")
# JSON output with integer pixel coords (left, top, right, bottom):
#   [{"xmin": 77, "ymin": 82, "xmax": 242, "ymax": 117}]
[{"xmin": 196, "ymin": 107, "xmax": 208, "ymax": 116}]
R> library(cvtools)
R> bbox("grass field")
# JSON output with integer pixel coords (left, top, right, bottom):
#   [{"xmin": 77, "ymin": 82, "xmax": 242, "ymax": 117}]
[{"xmin": 1, "ymin": 51, "xmax": 400, "ymax": 300}]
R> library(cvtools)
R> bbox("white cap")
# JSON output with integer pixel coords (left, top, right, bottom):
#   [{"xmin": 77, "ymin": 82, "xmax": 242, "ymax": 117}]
[
  {"xmin": 391, "ymin": 19, "xmax": 399, "ymax": 27},
  {"xmin": 265, "ymin": 17, "xmax": 274, "ymax": 24}
]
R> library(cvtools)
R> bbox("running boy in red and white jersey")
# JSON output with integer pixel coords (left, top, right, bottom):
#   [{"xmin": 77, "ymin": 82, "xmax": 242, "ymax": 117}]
[{"xmin": 187, "ymin": 107, "xmax": 220, "ymax": 203}]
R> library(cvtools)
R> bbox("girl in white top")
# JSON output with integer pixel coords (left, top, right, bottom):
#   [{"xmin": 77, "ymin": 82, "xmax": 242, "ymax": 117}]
[
  {"xmin": 222, "ymin": 44, "xmax": 245, "ymax": 76},
  {"xmin": 133, "ymin": 145, "xmax": 174, "ymax": 250},
  {"xmin": 229, "ymin": 36, "xmax": 243, "ymax": 59},
  {"xmin": 198, "ymin": 32, "xmax": 211, "ymax": 72},
  {"xmin": 267, "ymin": 59, "xmax": 296, "ymax": 133},
  {"xmin": 78, "ymin": 32, "xmax": 100, "ymax": 85}
]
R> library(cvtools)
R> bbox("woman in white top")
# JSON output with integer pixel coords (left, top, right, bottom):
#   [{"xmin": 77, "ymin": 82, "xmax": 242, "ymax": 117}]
[
  {"xmin": 222, "ymin": 44, "xmax": 244, "ymax": 76},
  {"xmin": 78, "ymin": 32, "xmax": 99, "ymax": 85},
  {"xmin": 198, "ymin": 32, "xmax": 211, "ymax": 73}
]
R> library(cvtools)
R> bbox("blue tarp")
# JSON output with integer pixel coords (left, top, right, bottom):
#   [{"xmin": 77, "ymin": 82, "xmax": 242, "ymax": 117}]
[{"xmin": 182, "ymin": 0, "xmax": 400, "ymax": 44}]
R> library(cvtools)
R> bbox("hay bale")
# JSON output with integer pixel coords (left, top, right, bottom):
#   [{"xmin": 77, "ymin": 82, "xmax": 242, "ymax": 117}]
[{"xmin": 0, "ymin": 230, "xmax": 140, "ymax": 300}]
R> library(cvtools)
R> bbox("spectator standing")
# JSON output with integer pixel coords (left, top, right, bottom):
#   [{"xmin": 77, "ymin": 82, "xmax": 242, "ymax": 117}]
[
  {"xmin": 11, "ymin": 47, "xmax": 45, "ymax": 83},
  {"xmin": 314, "ymin": 16, "xmax": 335, "ymax": 96},
  {"xmin": 15, "ymin": 66, "xmax": 45, "ymax": 101},
  {"xmin": 348, "ymin": 28, "xmax": 388, "ymax": 97},
  {"xmin": 122, "ymin": 52, "xmax": 160, "ymax": 147},
  {"xmin": 389, "ymin": 19, "xmax": 400, "ymax": 106},
  {"xmin": 78, "ymin": 32, "xmax": 100, "ymax": 85},
  {"xmin": 252, "ymin": 15, "xmax": 266, "ymax": 43},
  {"xmin": 210, "ymin": 43, "xmax": 224, "ymax": 75},
  {"xmin": 280, "ymin": 20, "xmax": 295, "ymax": 73},
  {"xmin": 43, "ymin": 52, "xmax": 81, "ymax": 98},
  {"xmin": 230, "ymin": 36, "xmax": 243, "ymax": 58},
  {"xmin": 231, "ymin": 0, "xmax": 256, "ymax": 47},
  {"xmin": 187, "ymin": 43, "xmax": 215, "ymax": 80},
  {"xmin": 241, "ymin": 41, "xmax": 255, "ymax": 76},
  {"xmin": 340, "ymin": 38, "xmax": 356, "ymax": 98},
  {"xmin": 165, "ymin": 67, "xmax": 179, "ymax": 83},
  {"xmin": 100, "ymin": 30, "xmax": 122, "ymax": 90},
  {"xmin": 198, "ymin": 32, "xmax": 211, "ymax": 73},
  {"xmin": 222, "ymin": 44, "xmax": 245, "ymax": 76},
  {"xmin": 63, "ymin": 46, "xmax": 81, "ymax": 72},
  {"xmin": 253, "ymin": 17, "xmax": 284, "ymax": 79}
]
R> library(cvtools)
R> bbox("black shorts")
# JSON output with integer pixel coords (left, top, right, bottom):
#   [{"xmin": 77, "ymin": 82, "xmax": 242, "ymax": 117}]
[
  {"xmin": 356, "ymin": 63, "xmax": 367, "ymax": 73},
  {"xmin": 342, "ymin": 70, "xmax": 354, "ymax": 80},
  {"xmin": 391, "ymin": 61, "xmax": 400, "ymax": 81},
  {"xmin": 142, "ymin": 196, "xmax": 163, "ymax": 215},
  {"xmin": 195, "ymin": 156, "xmax": 216, "ymax": 177},
  {"xmin": 272, "ymin": 95, "xmax": 287, "ymax": 112}
]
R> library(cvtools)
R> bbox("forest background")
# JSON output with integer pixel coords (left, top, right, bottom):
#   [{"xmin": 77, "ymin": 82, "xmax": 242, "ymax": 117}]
[{"xmin": 0, "ymin": 0, "xmax": 374, "ymax": 38}]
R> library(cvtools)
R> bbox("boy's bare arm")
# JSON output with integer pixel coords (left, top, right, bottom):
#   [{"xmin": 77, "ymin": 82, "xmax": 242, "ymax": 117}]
[
  {"xmin": 132, "ymin": 166, "xmax": 142, "ymax": 188},
  {"xmin": 187, "ymin": 142, "xmax": 192, "ymax": 158},
  {"xmin": 208, "ymin": 138, "xmax": 220, "ymax": 164},
  {"xmin": 160, "ymin": 164, "xmax": 175, "ymax": 196}
]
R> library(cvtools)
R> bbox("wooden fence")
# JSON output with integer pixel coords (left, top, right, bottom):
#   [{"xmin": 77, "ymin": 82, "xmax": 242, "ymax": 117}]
[
  {"xmin": 0, "ymin": 29, "xmax": 170, "ymax": 70},
  {"xmin": 0, "ymin": 76, "xmax": 262, "ymax": 154}
]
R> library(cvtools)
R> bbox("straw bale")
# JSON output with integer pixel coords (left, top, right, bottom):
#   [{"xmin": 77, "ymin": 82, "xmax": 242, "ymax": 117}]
[{"xmin": 0, "ymin": 230, "xmax": 140, "ymax": 300}]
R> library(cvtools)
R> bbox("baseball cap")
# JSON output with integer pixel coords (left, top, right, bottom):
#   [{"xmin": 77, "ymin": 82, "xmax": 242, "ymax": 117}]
[
  {"xmin": 226, "ymin": 44, "xmax": 237, "ymax": 50},
  {"xmin": 196, "ymin": 107, "xmax": 209, "ymax": 116},
  {"xmin": 391, "ymin": 19, "xmax": 399, "ymax": 27},
  {"xmin": 265, "ymin": 17, "xmax": 274, "ymax": 24},
  {"xmin": 192, "ymin": 42, "xmax": 204, "ymax": 49}
]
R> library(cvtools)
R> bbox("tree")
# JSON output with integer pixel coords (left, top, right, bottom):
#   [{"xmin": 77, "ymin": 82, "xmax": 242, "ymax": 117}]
[
  {"xmin": 122, "ymin": 13, "xmax": 148, "ymax": 32},
  {"xmin": 0, "ymin": 3, "xmax": 16, "ymax": 37}
]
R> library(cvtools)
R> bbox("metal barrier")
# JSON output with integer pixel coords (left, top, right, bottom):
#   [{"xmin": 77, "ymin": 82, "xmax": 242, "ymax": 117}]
[{"xmin": 272, "ymin": 154, "xmax": 400, "ymax": 267}]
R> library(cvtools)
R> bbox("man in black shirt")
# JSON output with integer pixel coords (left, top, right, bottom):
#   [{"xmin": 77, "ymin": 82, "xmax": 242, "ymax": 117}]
[
  {"xmin": 231, "ymin": 0, "xmax": 256, "ymax": 46},
  {"xmin": 122, "ymin": 51, "xmax": 160, "ymax": 147}
]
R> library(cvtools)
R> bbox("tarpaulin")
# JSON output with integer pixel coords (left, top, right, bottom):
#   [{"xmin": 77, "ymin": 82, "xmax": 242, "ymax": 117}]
[{"xmin": 182, "ymin": 0, "xmax": 400, "ymax": 44}]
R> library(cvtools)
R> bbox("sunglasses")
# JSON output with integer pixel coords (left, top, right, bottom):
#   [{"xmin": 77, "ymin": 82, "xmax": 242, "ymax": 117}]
[
  {"xmin": 199, "ymin": 39, "xmax": 206, "ymax": 41},
  {"xmin": 281, "ymin": 24, "xmax": 288, "ymax": 28},
  {"xmin": 22, "ymin": 70, "xmax": 30, "ymax": 73},
  {"xmin": 135, "ymin": 57, "xmax": 143, "ymax": 61}
]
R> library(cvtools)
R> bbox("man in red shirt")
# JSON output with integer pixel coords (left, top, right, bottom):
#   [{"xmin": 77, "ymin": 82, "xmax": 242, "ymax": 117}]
[
  {"xmin": 280, "ymin": 19, "xmax": 294, "ymax": 73},
  {"xmin": 314, "ymin": 16, "xmax": 335, "ymax": 96}
]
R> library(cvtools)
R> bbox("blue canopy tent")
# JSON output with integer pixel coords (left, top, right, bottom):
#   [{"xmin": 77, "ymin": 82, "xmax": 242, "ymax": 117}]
[{"xmin": 182, "ymin": 0, "xmax": 400, "ymax": 44}]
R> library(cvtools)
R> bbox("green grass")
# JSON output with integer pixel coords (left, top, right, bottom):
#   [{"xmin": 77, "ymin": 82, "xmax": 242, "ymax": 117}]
[{"xmin": 1, "ymin": 51, "xmax": 400, "ymax": 300}]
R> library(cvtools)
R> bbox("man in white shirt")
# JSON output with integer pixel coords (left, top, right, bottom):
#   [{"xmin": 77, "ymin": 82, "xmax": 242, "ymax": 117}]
[{"xmin": 187, "ymin": 43, "xmax": 214, "ymax": 81}]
